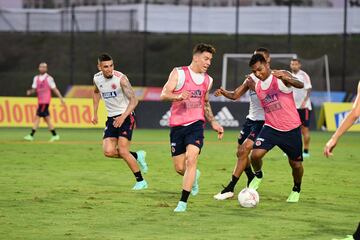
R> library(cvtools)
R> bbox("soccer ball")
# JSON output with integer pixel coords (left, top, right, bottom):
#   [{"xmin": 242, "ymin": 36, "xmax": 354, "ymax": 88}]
[{"xmin": 238, "ymin": 188, "xmax": 259, "ymax": 208}]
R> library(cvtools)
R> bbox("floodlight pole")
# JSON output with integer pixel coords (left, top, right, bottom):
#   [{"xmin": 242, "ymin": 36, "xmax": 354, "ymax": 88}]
[{"xmin": 341, "ymin": 0, "xmax": 348, "ymax": 91}]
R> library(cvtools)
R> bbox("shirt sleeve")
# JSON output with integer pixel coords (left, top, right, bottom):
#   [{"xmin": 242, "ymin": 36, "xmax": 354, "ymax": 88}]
[
  {"xmin": 174, "ymin": 68, "xmax": 185, "ymax": 91},
  {"xmin": 48, "ymin": 76, "xmax": 56, "ymax": 89},
  {"xmin": 302, "ymin": 72, "xmax": 312, "ymax": 90},
  {"xmin": 31, "ymin": 76, "xmax": 37, "ymax": 89},
  {"xmin": 277, "ymin": 79, "xmax": 293, "ymax": 94},
  {"xmin": 208, "ymin": 76, "xmax": 214, "ymax": 91}
]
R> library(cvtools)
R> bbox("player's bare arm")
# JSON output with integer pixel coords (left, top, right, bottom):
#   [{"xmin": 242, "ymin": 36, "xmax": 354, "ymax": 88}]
[
  {"xmin": 26, "ymin": 88, "xmax": 36, "ymax": 96},
  {"xmin": 214, "ymin": 79, "xmax": 249, "ymax": 100},
  {"xmin": 272, "ymin": 70, "xmax": 304, "ymax": 88},
  {"xmin": 160, "ymin": 69, "xmax": 190, "ymax": 101},
  {"xmin": 301, "ymin": 88, "xmax": 311, "ymax": 108},
  {"xmin": 92, "ymin": 81, "xmax": 101, "ymax": 125},
  {"xmin": 324, "ymin": 82, "xmax": 360, "ymax": 157},
  {"xmin": 204, "ymin": 85, "xmax": 224, "ymax": 140},
  {"xmin": 113, "ymin": 75, "xmax": 138, "ymax": 128},
  {"xmin": 51, "ymin": 87, "xmax": 65, "ymax": 104}
]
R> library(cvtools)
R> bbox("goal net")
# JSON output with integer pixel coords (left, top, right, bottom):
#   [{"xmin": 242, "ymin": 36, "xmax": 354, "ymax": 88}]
[{"xmin": 220, "ymin": 53, "xmax": 331, "ymax": 102}]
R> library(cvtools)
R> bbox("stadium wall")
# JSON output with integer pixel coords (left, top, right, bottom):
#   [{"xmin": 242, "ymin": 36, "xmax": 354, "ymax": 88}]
[
  {"xmin": 0, "ymin": 33, "xmax": 359, "ymax": 97},
  {"xmin": 0, "ymin": 97, "xmax": 318, "ymax": 130}
]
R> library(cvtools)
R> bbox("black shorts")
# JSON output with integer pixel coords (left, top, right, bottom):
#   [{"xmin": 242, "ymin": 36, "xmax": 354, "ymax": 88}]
[
  {"xmin": 36, "ymin": 104, "xmax": 50, "ymax": 117},
  {"xmin": 103, "ymin": 113, "xmax": 136, "ymax": 141},
  {"xmin": 253, "ymin": 125, "xmax": 303, "ymax": 161},
  {"xmin": 297, "ymin": 109, "xmax": 311, "ymax": 128},
  {"xmin": 238, "ymin": 118, "xmax": 265, "ymax": 145},
  {"xmin": 170, "ymin": 120, "xmax": 204, "ymax": 157}
]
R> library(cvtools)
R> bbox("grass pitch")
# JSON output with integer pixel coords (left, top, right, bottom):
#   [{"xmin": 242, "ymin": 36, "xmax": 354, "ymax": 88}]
[{"xmin": 0, "ymin": 128, "xmax": 359, "ymax": 240}]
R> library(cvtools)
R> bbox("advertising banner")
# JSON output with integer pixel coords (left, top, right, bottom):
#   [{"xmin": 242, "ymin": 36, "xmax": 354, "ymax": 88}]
[
  {"xmin": 0, "ymin": 97, "xmax": 107, "ymax": 128},
  {"xmin": 319, "ymin": 102, "xmax": 360, "ymax": 131}
]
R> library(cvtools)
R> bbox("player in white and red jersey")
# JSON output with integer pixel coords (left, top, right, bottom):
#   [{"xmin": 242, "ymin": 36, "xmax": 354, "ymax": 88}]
[
  {"xmin": 161, "ymin": 43, "xmax": 224, "ymax": 212},
  {"xmin": 290, "ymin": 59, "xmax": 312, "ymax": 158},
  {"xmin": 91, "ymin": 53, "xmax": 148, "ymax": 190},
  {"xmin": 24, "ymin": 62, "xmax": 65, "ymax": 142},
  {"xmin": 213, "ymin": 48, "xmax": 270, "ymax": 201},
  {"xmin": 248, "ymin": 53, "xmax": 306, "ymax": 203}
]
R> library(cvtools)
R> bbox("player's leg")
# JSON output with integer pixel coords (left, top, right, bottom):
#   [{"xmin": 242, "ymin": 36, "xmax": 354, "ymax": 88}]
[
  {"xmin": 174, "ymin": 121, "xmax": 203, "ymax": 212},
  {"xmin": 103, "ymin": 137, "xmax": 120, "ymax": 158},
  {"xmin": 214, "ymin": 120, "xmax": 252, "ymax": 200},
  {"xmin": 173, "ymin": 154, "xmax": 186, "ymax": 176},
  {"xmin": 279, "ymin": 127, "xmax": 304, "ymax": 202},
  {"xmin": 249, "ymin": 126, "xmax": 276, "ymax": 190},
  {"xmin": 214, "ymin": 140, "xmax": 254, "ymax": 200},
  {"xmin": 24, "ymin": 105, "xmax": 43, "ymax": 141},
  {"xmin": 302, "ymin": 109, "xmax": 311, "ymax": 157},
  {"xmin": 117, "ymin": 137, "xmax": 147, "ymax": 190},
  {"xmin": 44, "ymin": 116, "xmax": 60, "ymax": 142},
  {"xmin": 174, "ymin": 144, "xmax": 200, "ymax": 212}
]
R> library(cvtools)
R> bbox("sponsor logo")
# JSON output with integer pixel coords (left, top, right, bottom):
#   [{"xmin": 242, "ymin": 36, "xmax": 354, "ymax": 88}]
[
  {"xmin": 102, "ymin": 91, "xmax": 117, "ymax": 99},
  {"xmin": 334, "ymin": 110, "xmax": 360, "ymax": 128},
  {"xmin": 160, "ymin": 110, "xmax": 171, "ymax": 127},
  {"xmin": 171, "ymin": 143, "xmax": 176, "ymax": 146},
  {"xmin": 214, "ymin": 107, "xmax": 239, "ymax": 127}
]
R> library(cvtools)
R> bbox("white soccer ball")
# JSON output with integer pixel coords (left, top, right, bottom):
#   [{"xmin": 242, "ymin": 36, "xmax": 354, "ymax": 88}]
[{"xmin": 238, "ymin": 188, "xmax": 259, "ymax": 208}]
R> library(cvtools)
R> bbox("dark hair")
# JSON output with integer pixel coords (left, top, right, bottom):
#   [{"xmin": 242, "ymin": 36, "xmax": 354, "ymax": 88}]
[
  {"xmin": 98, "ymin": 53, "xmax": 113, "ymax": 62},
  {"xmin": 291, "ymin": 58, "xmax": 301, "ymax": 63},
  {"xmin": 249, "ymin": 53, "xmax": 267, "ymax": 67},
  {"xmin": 193, "ymin": 43, "xmax": 216, "ymax": 55},
  {"xmin": 254, "ymin": 47, "xmax": 270, "ymax": 57}
]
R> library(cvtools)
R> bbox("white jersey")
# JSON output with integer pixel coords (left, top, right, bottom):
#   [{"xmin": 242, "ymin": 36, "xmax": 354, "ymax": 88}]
[
  {"xmin": 175, "ymin": 67, "xmax": 213, "ymax": 91},
  {"xmin": 292, "ymin": 70, "xmax": 312, "ymax": 110},
  {"xmin": 247, "ymin": 73, "xmax": 265, "ymax": 121},
  {"xmin": 32, "ymin": 73, "xmax": 56, "ymax": 89},
  {"xmin": 94, "ymin": 70, "xmax": 129, "ymax": 117}
]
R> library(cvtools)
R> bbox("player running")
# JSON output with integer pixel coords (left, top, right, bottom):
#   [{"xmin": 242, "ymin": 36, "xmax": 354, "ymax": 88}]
[
  {"xmin": 24, "ymin": 62, "xmax": 65, "ymax": 142},
  {"xmin": 213, "ymin": 48, "xmax": 270, "ymax": 200},
  {"xmin": 161, "ymin": 43, "xmax": 224, "ymax": 212},
  {"xmin": 248, "ymin": 53, "xmax": 305, "ymax": 203},
  {"xmin": 91, "ymin": 53, "xmax": 148, "ymax": 190},
  {"xmin": 290, "ymin": 58, "xmax": 313, "ymax": 158}
]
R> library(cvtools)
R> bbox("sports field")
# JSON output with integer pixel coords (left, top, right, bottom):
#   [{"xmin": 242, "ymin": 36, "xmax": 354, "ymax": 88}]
[{"xmin": 0, "ymin": 128, "xmax": 359, "ymax": 240}]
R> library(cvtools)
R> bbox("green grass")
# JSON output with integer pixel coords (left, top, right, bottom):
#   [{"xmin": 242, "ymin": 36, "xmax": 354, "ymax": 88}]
[{"xmin": 0, "ymin": 128, "xmax": 359, "ymax": 240}]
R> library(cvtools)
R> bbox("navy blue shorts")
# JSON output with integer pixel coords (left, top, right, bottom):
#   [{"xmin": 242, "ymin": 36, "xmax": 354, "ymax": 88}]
[
  {"xmin": 253, "ymin": 125, "xmax": 303, "ymax": 161},
  {"xmin": 36, "ymin": 104, "xmax": 50, "ymax": 117},
  {"xmin": 103, "ymin": 113, "xmax": 135, "ymax": 141},
  {"xmin": 170, "ymin": 120, "xmax": 204, "ymax": 157},
  {"xmin": 297, "ymin": 109, "xmax": 311, "ymax": 128},
  {"xmin": 238, "ymin": 118, "xmax": 265, "ymax": 145}
]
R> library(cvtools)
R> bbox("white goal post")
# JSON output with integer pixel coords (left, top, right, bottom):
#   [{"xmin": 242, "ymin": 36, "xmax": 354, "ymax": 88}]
[{"xmin": 221, "ymin": 53, "xmax": 331, "ymax": 102}]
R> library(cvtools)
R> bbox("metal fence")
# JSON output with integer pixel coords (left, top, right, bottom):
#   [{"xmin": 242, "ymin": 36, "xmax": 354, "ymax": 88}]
[{"xmin": 0, "ymin": 6, "xmax": 137, "ymax": 32}]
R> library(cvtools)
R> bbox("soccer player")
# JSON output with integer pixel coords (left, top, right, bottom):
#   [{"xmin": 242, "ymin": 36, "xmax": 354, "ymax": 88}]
[
  {"xmin": 213, "ymin": 48, "xmax": 270, "ymax": 200},
  {"xmin": 91, "ymin": 53, "xmax": 148, "ymax": 190},
  {"xmin": 248, "ymin": 53, "xmax": 305, "ymax": 203},
  {"xmin": 324, "ymin": 81, "xmax": 360, "ymax": 240},
  {"xmin": 24, "ymin": 62, "xmax": 65, "ymax": 142},
  {"xmin": 290, "ymin": 59, "xmax": 312, "ymax": 158},
  {"xmin": 161, "ymin": 43, "xmax": 224, "ymax": 212}
]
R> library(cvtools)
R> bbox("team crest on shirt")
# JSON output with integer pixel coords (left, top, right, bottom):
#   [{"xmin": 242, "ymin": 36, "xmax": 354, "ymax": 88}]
[
  {"xmin": 255, "ymin": 138, "xmax": 264, "ymax": 146},
  {"xmin": 111, "ymin": 83, "xmax": 117, "ymax": 90}
]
